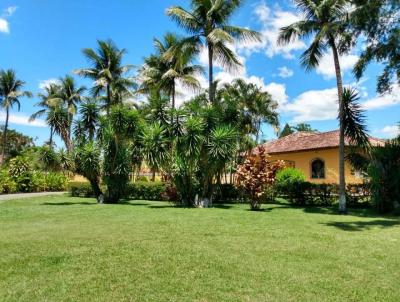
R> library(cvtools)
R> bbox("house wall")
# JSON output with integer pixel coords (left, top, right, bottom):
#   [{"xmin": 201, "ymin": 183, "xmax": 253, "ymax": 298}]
[{"xmin": 267, "ymin": 148, "xmax": 362, "ymax": 184}]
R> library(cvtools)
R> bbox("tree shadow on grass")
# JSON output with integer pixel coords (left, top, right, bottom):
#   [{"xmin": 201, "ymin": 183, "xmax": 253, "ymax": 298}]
[
  {"xmin": 117, "ymin": 201, "xmax": 151, "ymax": 206},
  {"xmin": 41, "ymin": 202, "xmax": 97, "ymax": 206},
  {"xmin": 147, "ymin": 204, "xmax": 177, "ymax": 209},
  {"xmin": 321, "ymin": 219, "xmax": 400, "ymax": 231},
  {"xmin": 213, "ymin": 204, "xmax": 235, "ymax": 209}
]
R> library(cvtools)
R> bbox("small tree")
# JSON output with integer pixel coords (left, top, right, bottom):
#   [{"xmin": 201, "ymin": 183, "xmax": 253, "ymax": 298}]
[{"xmin": 236, "ymin": 146, "xmax": 285, "ymax": 210}]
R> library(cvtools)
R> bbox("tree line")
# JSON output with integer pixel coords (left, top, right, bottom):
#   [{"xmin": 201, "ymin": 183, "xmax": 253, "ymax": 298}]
[{"xmin": 0, "ymin": 0, "xmax": 398, "ymax": 209}]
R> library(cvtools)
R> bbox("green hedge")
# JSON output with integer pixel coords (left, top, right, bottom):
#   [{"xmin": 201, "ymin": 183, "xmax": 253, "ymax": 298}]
[
  {"xmin": 68, "ymin": 181, "xmax": 170, "ymax": 201},
  {"xmin": 212, "ymin": 184, "xmax": 242, "ymax": 203},
  {"xmin": 276, "ymin": 181, "xmax": 371, "ymax": 208},
  {"xmin": 0, "ymin": 170, "xmax": 68, "ymax": 194}
]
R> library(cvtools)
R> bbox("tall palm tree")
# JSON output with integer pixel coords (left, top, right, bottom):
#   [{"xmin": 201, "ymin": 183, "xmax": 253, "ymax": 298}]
[
  {"xmin": 30, "ymin": 83, "xmax": 61, "ymax": 147},
  {"xmin": 139, "ymin": 33, "xmax": 203, "ymax": 118},
  {"xmin": 46, "ymin": 105, "xmax": 70, "ymax": 150},
  {"xmin": 57, "ymin": 75, "xmax": 86, "ymax": 149},
  {"xmin": 278, "ymin": 0, "xmax": 353, "ymax": 213},
  {"xmin": 75, "ymin": 40, "xmax": 135, "ymax": 112},
  {"xmin": 166, "ymin": 0, "xmax": 261, "ymax": 103},
  {"xmin": 0, "ymin": 69, "xmax": 32, "ymax": 162}
]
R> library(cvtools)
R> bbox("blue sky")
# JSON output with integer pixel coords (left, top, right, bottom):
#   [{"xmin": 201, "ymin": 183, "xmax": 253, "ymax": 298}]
[{"xmin": 0, "ymin": 0, "xmax": 399, "ymax": 147}]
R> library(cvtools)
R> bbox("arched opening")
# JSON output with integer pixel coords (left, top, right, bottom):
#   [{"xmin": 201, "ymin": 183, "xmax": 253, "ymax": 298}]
[{"xmin": 311, "ymin": 158, "xmax": 325, "ymax": 179}]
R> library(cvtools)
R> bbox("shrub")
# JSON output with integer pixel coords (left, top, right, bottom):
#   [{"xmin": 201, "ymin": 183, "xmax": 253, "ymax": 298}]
[
  {"xmin": 136, "ymin": 176, "xmax": 149, "ymax": 182},
  {"xmin": 45, "ymin": 172, "xmax": 68, "ymax": 191},
  {"xmin": 236, "ymin": 146, "xmax": 285, "ymax": 210},
  {"xmin": 0, "ymin": 170, "xmax": 17, "ymax": 194},
  {"xmin": 212, "ymin": 184, "xmax": 241, "ymax": 203},
  {"xmin": 8, "ymin": 156, "xmax": 31, "ymax": 179},
  {"xmin": 68, "ymin": 181, "xmax": 169, "ymax": 201},
  {"xmin": 68, "ymin": 182, "xmax": 95, "ymax": 197},
  {"xmin": 368, "ymin": 138, "xmax": 400, "ymax": 213},
  {"xmin": 276, "ymin": 168, "xmax": 306, "ymax": 185},
  {"xmin": 30, "ymin": 171, "xmax": 47, "ymax": 192},
  {"xmin": 125, "ymin": 181, "xmax": 167, "ymax": 201},
  {"xmin": 276, "ymin": 180, "xmax": 371, "ymax": 208},
  {"xmin": 275, "ymin": 168, "xmax": 307, "ymax": 205},
  {"xmin": 346, "ymin": 183, "xmax": 371, "ymax": 208}
]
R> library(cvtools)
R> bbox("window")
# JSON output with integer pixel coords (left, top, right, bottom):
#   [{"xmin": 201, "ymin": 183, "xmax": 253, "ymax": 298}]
[{"xmin": 311, "ymin": 159, "xmax": 325, "ymax": 179}]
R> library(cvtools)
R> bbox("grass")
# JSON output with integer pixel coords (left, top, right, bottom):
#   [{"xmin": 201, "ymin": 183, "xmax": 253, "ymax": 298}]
[{"xmin": 1, "ymin": 196, "xmax": 400, "ymax": 301}]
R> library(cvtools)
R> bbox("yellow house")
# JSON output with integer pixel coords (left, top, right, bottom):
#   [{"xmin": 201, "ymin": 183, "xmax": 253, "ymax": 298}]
[{"xmin": 258, "ymin": 130, "xmax": 384, "ymax": 184}]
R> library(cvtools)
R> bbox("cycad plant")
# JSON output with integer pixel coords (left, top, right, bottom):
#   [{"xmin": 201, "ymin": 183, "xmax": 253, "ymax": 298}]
[
  {"xmin": 0, "ymin": 69, "xmax": 32, "ymax": 162},
  {"xmin": 141, "ymin": 122, "xmax": 170, "ymax": 181},
  {"xmin": 278, "ymin": 0, "xmax": 354, "ymax": 213},
  {"xmin": 74, "ymin": 142, "xmax": 103, "ymax": 202},
  {"xmin": 166, "ymin": 0, "xmax": 261, "ymax": 103},
  {"xmin": 79, "ymin": 99, "xmax": 100, "ymax": 142},
  {"xmin": 172, "ymin": 103, "xmax": 237, "ymax": 207},
  {"xmin": 100, "ymin": 105, "xmax": 144, "ymax": 203}
]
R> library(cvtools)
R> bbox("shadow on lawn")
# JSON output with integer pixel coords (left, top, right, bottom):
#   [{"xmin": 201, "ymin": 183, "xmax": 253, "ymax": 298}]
[
  {"xmin": 321, "ymin": 219, "xmax": 400, "ymax": 231},
  {"xmin": 42, "ymin": 202, "xmax": 97, "ymax": 206}
]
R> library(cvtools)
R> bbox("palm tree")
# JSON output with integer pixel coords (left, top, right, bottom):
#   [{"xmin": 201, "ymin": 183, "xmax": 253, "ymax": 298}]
[
  {"xmin": 75, "ymin": 40, "xmax": 135, "ymax": 112},
  {"xmin": 57, "ymin": 75, "xmax": 86, "ymax": 149},
  {"xmin": 166, "ymin": 0, "xmax": 261, "ymax": 103},
  {"xmin": 0, "ymin": 69, "xmax": 32, "ymax": 162},
  {"xmin": 46, "ymin": 105, "xmax": 70, "ymax": 150},
  {"xmin": 220, "ymin": 79, "xmax": 279, "ymax": 142},
  {"xmin": 278, "ymin": 0, "xmax": 353, "ymax": 213},
  {"xmin": 30, "ymin": 83, "xmax": 61, "ymax": 147},
  {"xmin": 139, "ymin": 33, "xmax": 203, "ymax": 118}
]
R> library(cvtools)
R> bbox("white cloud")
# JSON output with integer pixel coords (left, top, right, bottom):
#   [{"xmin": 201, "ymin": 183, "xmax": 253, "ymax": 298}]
[
  {"xmin": 0, "ymin": 112, "xmax": 47, "ymax": 127},
  {"xmin": 0, "ymin": 18, "xmax": 9, "ymax": 33},
  {"xmin": 3, "ymin": 6, "xmax": 17, "ymax": 17},
  {"xmin": 238, "ymin": 2, "xmax": 306, "ymax": 59},
  {"xmin": 39, "ymin": 78, "xmax": 60, "ymax": 90},
  {"xmin": 362, "ymin": 85, "xmax": 400, "ymax": 110},
  {"xmin": 284, "ymin": 87, "xmax": 339, "ymax": 123},
  {"xmin": 277, "ymin": 66, "xmax": 294, "ymax": 78},
  {"xmin": 0, "ymin": 6, "xmax": 18, "ymax": 34},
  {"xmin": 378, "ymin": 125, "xmax": 400, "ymax": 139},
  {"xmin": 316, "ymin": 51, "xmax": 359, "ymax": 80}
]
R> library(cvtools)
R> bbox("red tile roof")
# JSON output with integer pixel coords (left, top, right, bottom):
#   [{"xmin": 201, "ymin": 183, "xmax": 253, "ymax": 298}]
[{"xmin": 258, "ymin": 130, "xmax": 385, "ymax": 154}]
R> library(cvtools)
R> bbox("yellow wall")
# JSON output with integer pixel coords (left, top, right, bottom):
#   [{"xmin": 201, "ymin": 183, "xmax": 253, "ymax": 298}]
[{"xmin": 268, "ymin": 148, "xmax": 362, "ymax": 184}]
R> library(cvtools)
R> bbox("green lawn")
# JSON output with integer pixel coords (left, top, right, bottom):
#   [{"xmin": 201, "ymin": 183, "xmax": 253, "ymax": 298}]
[{"xmin": 1, "ymin": 196, "xmax": 399, "ymax": 301}]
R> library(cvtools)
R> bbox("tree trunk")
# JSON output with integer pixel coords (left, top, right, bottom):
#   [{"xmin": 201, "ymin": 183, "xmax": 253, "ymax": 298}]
[
  {"xmin": 106, "ymin": 84, "xmax": 111, "ymax": 115},
  {"xmin": 256, "ymin": 119, "xmax": 262, "ymax": 143},
  {"xmin": 68, "ymin": 112, "xmax": 73, "ymax": 151},
  {"xmin": 89, "ymin": 179, "xmax": 103, "ymax": 203},
  {"xmin": 1, "ymin": 108, "xmax": 10, "ymax": 164},
  {"xmin": 49, "ymin": 126, "xmax": 54, "ymax": 148},
  {"xmin": 171, "ymin": 80, "xmax": 175, "ymax": 126},
  {"xmin": 208, "ymin": 44, "xmax": 214, "ymax": 104},
  {"xmin": 152, "ymin": 170, "xmax": 156, "ymax": 182},
  {"xmin": 331, "ymin": 40, "xmax": 346, "ymax": 214}
]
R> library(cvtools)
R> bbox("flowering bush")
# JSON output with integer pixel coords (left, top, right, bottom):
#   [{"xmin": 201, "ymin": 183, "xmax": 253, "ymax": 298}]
[{"xmin": 236, "ymin": 146, "xmax": 285, "ymax": 210}]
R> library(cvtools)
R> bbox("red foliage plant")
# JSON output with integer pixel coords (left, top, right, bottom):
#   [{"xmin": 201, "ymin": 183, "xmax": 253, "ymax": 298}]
[{"xmin": 235, "ymin": 146, "xmax": 285, "ymax": 210}]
